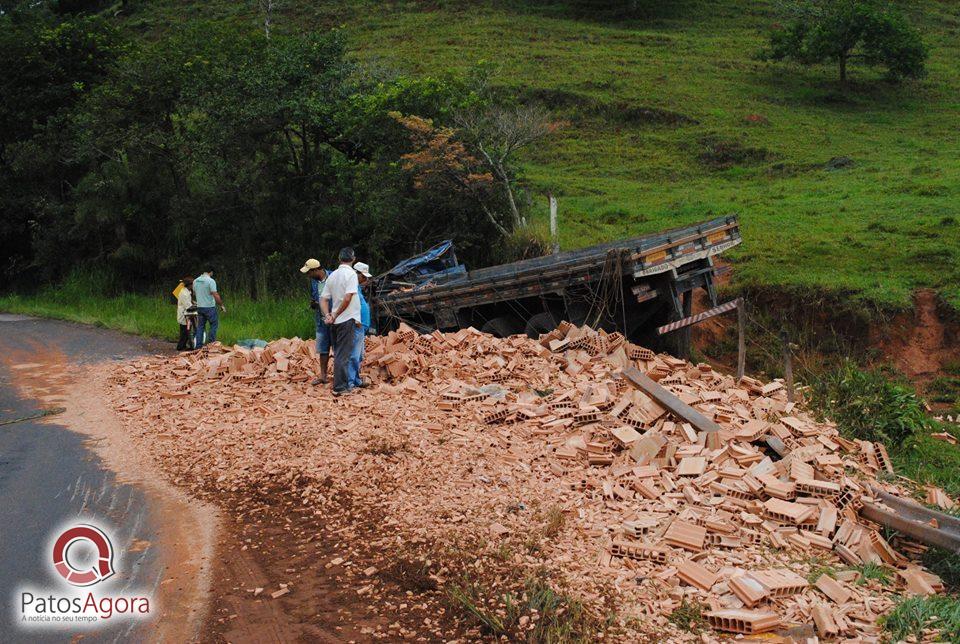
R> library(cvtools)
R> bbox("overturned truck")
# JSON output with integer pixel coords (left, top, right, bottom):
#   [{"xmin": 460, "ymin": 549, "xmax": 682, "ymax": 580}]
[{"xmin": 369, "ymin": 215, "xmax": 741, "ymax": 354}]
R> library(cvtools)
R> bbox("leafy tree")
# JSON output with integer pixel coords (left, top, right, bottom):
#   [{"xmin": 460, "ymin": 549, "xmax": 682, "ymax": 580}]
[
  {"xmin": 0, "ymin": 13, "xmax": 124, "ymax": 280},
  {"xmin": 391, "ymin": 106, "xmax": 561, "ymax": 235},
  {"xmin": 455, "ymin": 106, "xmax": 563, "ymax": 230},
  {"xmin": 0, "ymin": 15, "xmax": 536, "ymax": 291},
  {"xmin": 763, "ymin": 0, "xmax": 927, "ymax": 84}
]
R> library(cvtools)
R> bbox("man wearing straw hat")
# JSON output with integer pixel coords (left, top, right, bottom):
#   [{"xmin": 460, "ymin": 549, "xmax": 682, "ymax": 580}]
[{"xmin": 300, "ymin": 258, "xmax": 332, "ymax": 385}]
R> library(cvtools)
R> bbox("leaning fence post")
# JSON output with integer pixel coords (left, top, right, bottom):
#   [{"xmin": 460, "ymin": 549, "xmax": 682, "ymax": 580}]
[
  {"xmin": 549, "ymin": 193, "xmax": 560, "ymax": 255},
  {"xmin": 780, "ymin": 328, "xmax": 795, "ymax": 403},
  {"xmin": 736, "ymin": 299, "xmax": 746, "ymax": 381}
]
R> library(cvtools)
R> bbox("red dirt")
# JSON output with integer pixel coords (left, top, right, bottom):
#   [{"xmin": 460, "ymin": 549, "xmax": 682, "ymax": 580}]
[
  {"xmin": 691, "ymin": 287, "xmax": 959, "ymax": 388},
  {"xmin": 872, "ymin": 289, "xmax": 956, "ymax": 380}
]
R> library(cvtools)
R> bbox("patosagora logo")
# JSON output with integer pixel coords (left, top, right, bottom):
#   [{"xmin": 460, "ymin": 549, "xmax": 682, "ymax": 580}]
[
  {"xmin": 15, "ymin": 521, "xmax": 152, "ymax": 630},
  {"xmin": 51, "ymin": 525, "xmax": 116, "ymax": 587}
]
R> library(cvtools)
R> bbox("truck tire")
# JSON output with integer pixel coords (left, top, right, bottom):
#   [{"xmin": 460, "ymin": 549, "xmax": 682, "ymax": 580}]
[
  {"xmin": 481, "ymin": 316, "xmax": 523, "ymax": 338},
  {"xmin": 524, "ymin": 311, "xmax": 559, "ymax": 338}
]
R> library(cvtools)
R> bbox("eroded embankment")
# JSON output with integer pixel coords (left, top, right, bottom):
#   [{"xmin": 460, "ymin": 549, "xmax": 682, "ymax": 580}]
[{"xmin": 694, "ymin": 287, "xmax": 959, "ymax": 385}]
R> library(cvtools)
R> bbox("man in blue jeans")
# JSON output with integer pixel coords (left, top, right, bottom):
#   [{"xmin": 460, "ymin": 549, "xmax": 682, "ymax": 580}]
[
  {"xmin": 349, "ymin": 262, "xmax": 373, "ymax": 388},
  {"xmin": 321, "ymin": 248, "xmax": 361, "ymax": 395},
  {"xmin": 192, "ymin": 269, "xmax": 225, "ymax": 348}
]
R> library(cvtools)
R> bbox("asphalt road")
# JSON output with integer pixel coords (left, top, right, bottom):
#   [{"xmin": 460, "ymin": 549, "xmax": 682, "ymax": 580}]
[{"xmin": 0, "ymin": 315, "xmax": 172, "ymax": 643}]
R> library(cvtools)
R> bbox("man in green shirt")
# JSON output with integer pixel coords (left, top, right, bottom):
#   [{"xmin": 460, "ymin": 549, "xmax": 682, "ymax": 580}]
[{"xmin": 193, "ymin": 269, "xmax": 225, "ymax": 348}]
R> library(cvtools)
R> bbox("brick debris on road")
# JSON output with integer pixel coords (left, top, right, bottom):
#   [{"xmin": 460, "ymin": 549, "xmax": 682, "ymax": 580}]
[{"xmin": 106, "ymin": 321, "xmax": 953, "ymax": 640}]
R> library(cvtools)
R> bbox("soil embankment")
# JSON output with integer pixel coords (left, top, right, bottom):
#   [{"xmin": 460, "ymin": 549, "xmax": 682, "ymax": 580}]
[{"xmin": 692, "ymin": 287, "xmax": 959, "ymax": 388}]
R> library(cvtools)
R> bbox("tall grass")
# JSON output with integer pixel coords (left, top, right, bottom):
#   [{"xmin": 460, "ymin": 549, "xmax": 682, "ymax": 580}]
[
  {"xmin": 807, "ymin": 360, "xmax": 930, "ymax": 448},
  {"xmin": 446, "ymin": 575, "xmax": 599, "ymax": 642},
  {"xmin": 882, "ymin": 595, "xmax": 960, "ymax": 642},
  {"xmin": 0, "ymin": 269, "xmax": 315, "ymax": 346}
]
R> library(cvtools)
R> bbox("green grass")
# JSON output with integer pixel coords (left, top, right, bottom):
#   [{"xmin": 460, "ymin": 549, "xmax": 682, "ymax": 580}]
[
  {"xmin": 883, "ymin": 595, "xmax": 960, "ymax": 642},
  {"xmin": 808, "ymin": 361, "xmax": 930, "ymax": 447},
  {"xmin": 851, "ymin": 562, "xmax": 893, "ymax": 587},
  {"xmin": 928, "ymin": 376, "xmax": 960, "ymax": 406},
  {"xmin": 446, "ymin": 575, "xmax": 599, "ymax": 642},
  {"xmin": 0, "ymin": 273, "xmax": 314, "ymax": 347},
  {"xmin": 115, "ymin": 0, "xmax": 960, "ymax": 312},
  {"xmin": 667, "ymin": 599, "xmax": 707, "ymax": 634},
  {"xmin": 893, "ymin": 427, "xmax": 960, "ymax": 498}
]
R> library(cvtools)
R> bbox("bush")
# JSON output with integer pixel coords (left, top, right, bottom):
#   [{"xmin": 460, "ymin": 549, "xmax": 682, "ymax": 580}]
[
  {"xmin": 808, "ymin": 360, "xmax": 929, "ymax": 447},
  {"xmin": 490, "ymin": 224, "xmax": 551, "ymax": 265}
]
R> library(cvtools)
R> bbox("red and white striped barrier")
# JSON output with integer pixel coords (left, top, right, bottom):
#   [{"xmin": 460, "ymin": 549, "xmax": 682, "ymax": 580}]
[{"xmin": 657, "ymin": 298, "xmax": 741, "ymax": 335}]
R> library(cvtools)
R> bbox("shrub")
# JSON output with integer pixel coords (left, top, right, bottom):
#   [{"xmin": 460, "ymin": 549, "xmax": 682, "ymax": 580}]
[{"xmin": 808, "ymin": 361, "xmax": 929, "ymax": 447}]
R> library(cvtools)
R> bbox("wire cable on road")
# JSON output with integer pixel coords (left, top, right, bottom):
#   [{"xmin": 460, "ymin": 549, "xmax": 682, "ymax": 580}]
[{"xmin": 0, "ymin": 407, "xmax": 66, "ymax": 427}]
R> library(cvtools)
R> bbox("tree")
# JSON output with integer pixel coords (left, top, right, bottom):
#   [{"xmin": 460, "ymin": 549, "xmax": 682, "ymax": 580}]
[
  {"xmin": 763, "ymin": 0, "xmax": 927, "ymax": 84},
  {"xmin": 391, "ymin": 113, "xmax": 504, "ymax": 235},
  {"xmin": 0, "ymin": 18, "xmax": 523, "ymax": 288},
  {"xmin": 392, "ymin": 106, "xmax": 561, "ymax": 235},
  {"xmin": 257, "ymin": 0, "xmax": 278, "ymax": 39},
  {"xmin": 455, "ymin": 106, "xmax": 562, "ymax": 230},
  {"xmin": 0, "ymin": 13, "xmax": 124, "ymax": 281}
]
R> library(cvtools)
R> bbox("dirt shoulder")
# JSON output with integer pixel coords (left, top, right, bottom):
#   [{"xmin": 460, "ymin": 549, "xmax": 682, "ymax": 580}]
[{"xmin": 3, "ymin": 343, "xmax": 216, "ymax": 643}]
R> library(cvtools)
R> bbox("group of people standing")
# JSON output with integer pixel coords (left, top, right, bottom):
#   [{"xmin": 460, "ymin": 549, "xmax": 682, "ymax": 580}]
[
  {"xmin": 301, "ymin": 247, "xmax": 373, "ymax": 396},
  {"xmin": 173, "ymin": 249, "xmax": 371, "ymax": 396},
  {"xmin": 175, "ymin": 269, "xmax": 226, "ymax": 351}
]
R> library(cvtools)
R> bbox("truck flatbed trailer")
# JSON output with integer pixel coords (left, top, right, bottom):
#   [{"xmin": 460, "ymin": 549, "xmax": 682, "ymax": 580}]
[{"xmin": 371, "ymin": 215, "xmax": 742, "ymax": 353}]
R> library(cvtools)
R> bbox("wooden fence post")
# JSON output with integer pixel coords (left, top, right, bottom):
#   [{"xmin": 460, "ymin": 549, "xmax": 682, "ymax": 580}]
[
  {"xmin": 781, "ymin": 328, "xmax": 795, "ymax": 403},
  {"xmin": 736, "ymin": 300, "xmax": 746, "ymax": 381},
  {"xmin": 549, "ymin": 193, "xmax": 559, "ymax": 255}
]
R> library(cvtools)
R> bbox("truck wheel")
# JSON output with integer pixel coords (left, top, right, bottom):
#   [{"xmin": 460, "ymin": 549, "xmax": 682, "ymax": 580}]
[
  {"xmin": 524, "ymin": 312, "xmax": 558, "ymax": 338},
  {"xmin": 481, "ymin": 316, "xmax": 523, "ymax": 338}
]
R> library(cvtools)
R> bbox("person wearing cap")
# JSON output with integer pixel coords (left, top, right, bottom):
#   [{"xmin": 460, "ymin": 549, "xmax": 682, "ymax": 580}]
[
  {"xmin": 320, "ymin": 247, "xmax": 361, "ymax": 395},
  {"xmin": 349, "ymin": 262, "xmax": 373, "ymax": 388},
  {"xmin": 193, "ymin": 268, "xmax": 225, "ymax": 349},
  {"xmin": 300, "ymin": 258, "xmax": 332, "ymax": 385}
]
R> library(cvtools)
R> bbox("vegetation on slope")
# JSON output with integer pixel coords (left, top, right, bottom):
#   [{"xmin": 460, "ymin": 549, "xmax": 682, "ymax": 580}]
[
  {"xmin": 2, "ymin": 0, "xmax": 958, "ymax": 313},
  {"xmin": 113, "ymin": 0, "xmax": 960, "ymax": 309}
]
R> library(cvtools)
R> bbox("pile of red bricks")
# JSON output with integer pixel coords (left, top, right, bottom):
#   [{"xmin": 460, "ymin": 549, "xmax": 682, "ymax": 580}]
[{"xmin": 107, "ymin": 322, "xmax": 953, "ymax": 641}]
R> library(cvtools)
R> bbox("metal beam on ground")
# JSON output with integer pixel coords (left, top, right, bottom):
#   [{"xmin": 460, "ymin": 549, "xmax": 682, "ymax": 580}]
[{"xmin": 621, "ymin": 367, "xmax": 723, "ymax": 434}]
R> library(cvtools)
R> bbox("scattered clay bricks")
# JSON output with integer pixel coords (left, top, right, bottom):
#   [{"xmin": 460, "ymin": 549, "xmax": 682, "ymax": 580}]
[
  {"xmin": 676, "ymin": 456, "xmax": 706, "ymax": 477},
  {"xmin": 747, "ymin": 569, "xmax": 808, "ymax": 597},
  {"xmin": 610, "ymin": 541, "xmax": 669, "ymax": 564},
  {"xmin": 814, "ymin": 574, "xmax": 851, "ymax": 604},
  {"xmin": 728, "ymin": 575, "xmax": 769, "ymax": 608},
  {"xmin": 103, "ymin": 321, "xmax": 956, "ymax": 642},
  {"xmin": 676, "ymin": 559, "xmax": 718, "ymax": 591},
  {"xmin": 763, "ymin": 498, "xmax": 815, "ymax": 525},
  {"xmin": 811, "ymin": 603, "xmax": 839, "ymax": 637}
]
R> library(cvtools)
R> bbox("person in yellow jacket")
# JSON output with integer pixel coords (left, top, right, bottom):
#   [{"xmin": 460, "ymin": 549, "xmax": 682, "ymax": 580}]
[{"xmin": 175, "ymin": 277, "xmax": 195, "ymax": 351}]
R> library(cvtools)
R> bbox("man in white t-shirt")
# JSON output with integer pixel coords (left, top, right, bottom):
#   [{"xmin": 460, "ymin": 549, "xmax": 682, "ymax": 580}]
[{"xmin": 321, "ymin": 247, "xmax": 361, "ymax": 395}]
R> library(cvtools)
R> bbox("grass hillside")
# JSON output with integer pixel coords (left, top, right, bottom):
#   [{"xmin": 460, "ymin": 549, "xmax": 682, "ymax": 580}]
[{"xmin": 81, "ymin": 1, "xmax": 960, "ymax": 310}]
